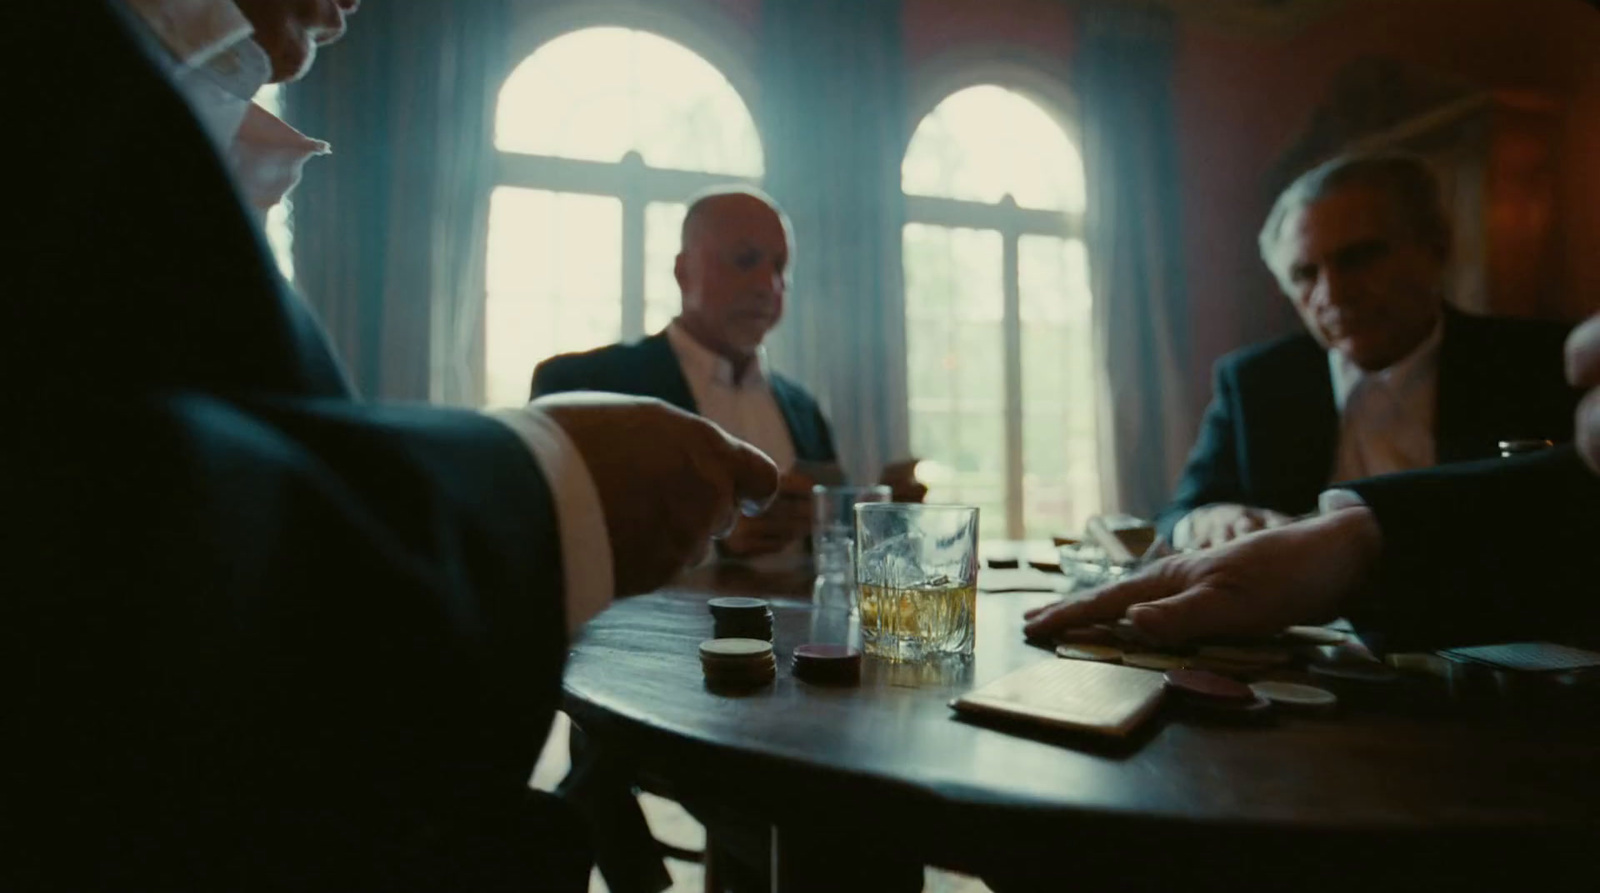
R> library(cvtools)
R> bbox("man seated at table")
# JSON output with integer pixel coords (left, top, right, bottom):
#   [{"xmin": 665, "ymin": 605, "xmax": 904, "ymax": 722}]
[
  {"xmin": 533, "ymin": 186, "xmax": 924, "ymax": 561},
  {"xmin": 1028, "ymin": 312, "xmax": 1600, "ymax": 653},
  {"xmin": 1159, "ymin": 152, "xmax": 1579, "ymax": 550}
]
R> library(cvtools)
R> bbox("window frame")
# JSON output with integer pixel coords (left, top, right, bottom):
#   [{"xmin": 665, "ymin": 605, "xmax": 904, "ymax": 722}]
[
  {"xmin": 902, "ymin": 61, "xmax": 1093, "ymax": 539},
  {"xmin": 490, "ymin": 6, "xmax": 765, "ymax": 355}
]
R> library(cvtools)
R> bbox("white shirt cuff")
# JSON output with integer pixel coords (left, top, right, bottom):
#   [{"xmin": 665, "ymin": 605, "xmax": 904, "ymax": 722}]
[
  {"xmin": 1318, "ymin": 488, "xmax": 1368, "ymax": 514},
  {"xmin": 489, "ymin": 406, "xmax": 614, "ymax": 636}
]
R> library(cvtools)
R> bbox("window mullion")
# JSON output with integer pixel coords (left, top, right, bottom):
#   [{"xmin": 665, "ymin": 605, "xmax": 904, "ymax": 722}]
[
  {"xmin": 1001, "ymin": 204, "xmax": 1024, "ymax": 540},
  {"xmin": 620, "ymin": 153, "xmax": 646, "ymax": 342}
]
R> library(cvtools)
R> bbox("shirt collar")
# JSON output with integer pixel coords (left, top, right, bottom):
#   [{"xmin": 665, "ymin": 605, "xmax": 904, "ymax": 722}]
[
  {"xmin": 665, "ymin": 320, "xmax": 770, "ymax": 390},
  {"xmin": 123, "ymin": 0, "xmax": 330, "ymax": 215},
  {"xmin": 1329, "ymin": 315, "xmax": 1444, "ymax": 412}
]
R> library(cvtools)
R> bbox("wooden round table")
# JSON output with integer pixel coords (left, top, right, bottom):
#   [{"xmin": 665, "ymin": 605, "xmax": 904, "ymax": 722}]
[{"xmin": 563, "ymin": 561, "xmax": 1600, "ymax": 889}]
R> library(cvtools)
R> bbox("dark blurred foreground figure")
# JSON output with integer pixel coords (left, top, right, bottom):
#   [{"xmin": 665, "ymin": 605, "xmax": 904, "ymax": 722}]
[
  {"xmin": 5, "ymin": 3, "xmax": 779, "ymax": 891},
  {"xmin": 1160, "ymin": 152, "xmax": 1579, "ymax": 550}
]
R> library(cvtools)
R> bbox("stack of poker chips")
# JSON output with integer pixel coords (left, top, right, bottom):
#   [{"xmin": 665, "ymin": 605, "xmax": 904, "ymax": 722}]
[
  {"xmin": 708, "ymin": 597, "xmax": 773, "ymax": 641},
  {"xmin": 700, "ymin": 638, "xmax": 776, "ymax": 688},
  {"xmin": 791, "ymin": 643, "xmax": 862, "ymax": 685},
  {"xmin": 1162, "ymin": 668, "xmax": 1273, "ymax": 720}
]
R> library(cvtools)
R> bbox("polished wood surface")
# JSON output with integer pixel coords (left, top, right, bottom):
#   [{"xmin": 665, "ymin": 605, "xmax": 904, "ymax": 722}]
[{"xmin": 563, "ymin": 560, "xmax": 1600, "ymax": 879}]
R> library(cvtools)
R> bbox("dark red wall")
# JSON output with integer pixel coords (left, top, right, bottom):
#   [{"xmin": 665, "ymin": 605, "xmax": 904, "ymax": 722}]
[{"xmin": 1172, "ymin": 0, "xmax": 1600, "ymax": 397}]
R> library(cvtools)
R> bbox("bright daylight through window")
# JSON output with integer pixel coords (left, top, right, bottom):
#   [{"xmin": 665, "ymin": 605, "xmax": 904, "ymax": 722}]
[
  {"xmin": 903, "ymin": 84, "xmax": 1101, "ymax": 539},
  {"xmin": 484, "ymin": 27, "xmax": 764, "ymax": 407}
]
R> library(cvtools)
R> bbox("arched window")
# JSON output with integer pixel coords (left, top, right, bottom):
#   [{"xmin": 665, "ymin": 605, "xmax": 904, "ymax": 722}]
[
  {"xmin": 902, "ymin": 84, "xmax": 1100, "ymax": 539},
  {"xmin": 484, "ymin": 26, "xmax": 764, "ymax": 406}
]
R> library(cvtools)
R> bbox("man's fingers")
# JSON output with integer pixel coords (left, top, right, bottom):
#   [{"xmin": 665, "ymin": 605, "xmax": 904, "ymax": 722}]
[
  {"xmin": 1022, "ymin": 570, "xmax": 1186, "ymax": 639},
  {"xmin": 1566, "ymin": 314, "xmax": 1600, "ymax": 388},
  {"xmin": 723, "ymin": 438, "xmax": 780, "ymax": 513},
  {"xmin": 1126, "ymin": 585, "xmax": 1241, "ymax": 645},
  {"xmin": 710, "ymin": 505, "xmax": 739, "ymax": 539}
]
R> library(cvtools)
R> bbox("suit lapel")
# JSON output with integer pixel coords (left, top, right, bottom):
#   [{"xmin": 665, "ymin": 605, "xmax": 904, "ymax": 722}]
[
  {"xmin": 768, "ymin": 376, "xmax": 819, "ymax": 461},
  {"xmin": 1434, "ymin": 306, "xmax": 1478, "ymax": 463},
  {"xmin": 1253, "ymin": 337, "xmax": 1339, "ymax": 509},
  {"xmin": 639, "ymin": 332, "xmax": 699, "ymax": 414}
]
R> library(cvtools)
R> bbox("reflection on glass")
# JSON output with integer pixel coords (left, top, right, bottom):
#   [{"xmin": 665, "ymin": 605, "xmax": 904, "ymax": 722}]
[{"xmin": 485, "ymin": 188, "xmax": 622, "ymax": 406}]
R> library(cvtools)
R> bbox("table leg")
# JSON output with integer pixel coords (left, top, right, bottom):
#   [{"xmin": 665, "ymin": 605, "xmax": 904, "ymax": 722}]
[{"xmin": 770, "ymin": 825, "xmax": 923, "ymax": 893}]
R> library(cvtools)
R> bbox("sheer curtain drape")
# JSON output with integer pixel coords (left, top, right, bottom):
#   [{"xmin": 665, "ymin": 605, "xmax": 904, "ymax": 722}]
[
  {"xmin": 291, "ymin": 0, "xmax": 511, "ymax": 402},
  {"xmin": 1076, "ymin": 4, "xmax": 1195, "ymax": 516},
  {"xmin": 757, "ymin": 0, "xmax": 910, "ymax": 483}
]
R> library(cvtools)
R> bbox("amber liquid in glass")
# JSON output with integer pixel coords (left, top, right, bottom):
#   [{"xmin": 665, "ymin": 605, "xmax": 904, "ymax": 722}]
[{"xmin": 859, "ymin": 581, "xmax": 976, "ymax": 661}]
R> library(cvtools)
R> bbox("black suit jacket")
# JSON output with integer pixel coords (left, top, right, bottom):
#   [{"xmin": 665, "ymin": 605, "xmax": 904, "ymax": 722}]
[
  {"xmin": 1346, "ymin": 446, "xmax": 1600, "ymax": 652},
  {"xmin": 531, "ymin": 332, "xmax": 839, "ymax": 464},
  {"xmin": 1159, "ymin": 307, "xmax": 1579, "ymax": 539},
  {"xmin": 7, "ymin": 4, "xmax": 585, "ymax": 890}
]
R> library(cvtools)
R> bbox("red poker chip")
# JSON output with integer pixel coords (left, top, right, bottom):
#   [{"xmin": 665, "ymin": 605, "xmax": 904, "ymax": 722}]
[
  {"xmin": 794, "ymin": 644, "xmax": 859, "ymax": 663},
  {"xmin": 1164, "ymin": 669, "xmax": 1255, "ymax": 703},
  {"xmin": 792, "ymin": 643, "xmax": 862, "ymax": 684}
]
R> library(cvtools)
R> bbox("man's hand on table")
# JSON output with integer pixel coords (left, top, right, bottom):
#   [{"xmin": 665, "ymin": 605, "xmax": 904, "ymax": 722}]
[
  {"xmin": 1568, "ymin": 313, "xmax": 1600, "ymax": 475},
  {"xmin": 539, "ymin": 393, "xmax": 779, "ymax": 595},
  {"xmin": 1025, "ymin": 507, "xmax": 1383, "ymax": 646},
  {"xmin": 1174, "ymin": 503, "xmax": 1296, "ymax": 550},
  {"xmin": 718, "ymin": 470, "xmax": 814, "ymax": 558}
]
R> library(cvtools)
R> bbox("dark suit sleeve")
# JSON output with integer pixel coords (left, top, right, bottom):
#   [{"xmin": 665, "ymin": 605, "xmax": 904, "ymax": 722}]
[
  {"xmin": 9, "ymin": 5, "xmax": 585, "ymax": 888},
  {"xmin": 531, "ymin": 356, "xmax": 577, "ymax": 398},
  {"xmin": 16, "ymin": 395, "xmax": 577, "ymax": 889},
  {"xmin": 1345, "ymin": 447, "xmax": 1600, "ymax": 652},
  {"xmin": 1157, "ymin": 360, "xmax": 1245, "ymax": 540}
]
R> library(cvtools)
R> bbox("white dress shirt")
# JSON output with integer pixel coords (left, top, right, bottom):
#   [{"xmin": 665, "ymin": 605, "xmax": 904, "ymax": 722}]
[
  {"xmin": 1328, "ymin": 320, "xmax": 1443, "ymax": 483},
  {"xmin": 126, "ymin": 0, "xmax": 614, "ymax": 633},
  {"xmin": 666, "ymin": 321, "xmax": 800, "ymax": 561},
  {"xmin": 665, "ymin": 321, "xmax": 797, "ymax": 472},
  {"xmin": 126, "ymin": 0, "xmax": 330, "ymax": 218}
]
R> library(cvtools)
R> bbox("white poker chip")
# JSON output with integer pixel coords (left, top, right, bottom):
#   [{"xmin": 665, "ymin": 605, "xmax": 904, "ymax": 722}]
[
  {"xmin": 1249, "ymin": 681, "xmax": 1338, "ymax": 709},
  {"xmin": 1056, "ymin": 644, "xmax": 1124, "ymax": 662},
  {"xmin": 699, "ymin": 638, "xmax": 775, "ymax": 659}
]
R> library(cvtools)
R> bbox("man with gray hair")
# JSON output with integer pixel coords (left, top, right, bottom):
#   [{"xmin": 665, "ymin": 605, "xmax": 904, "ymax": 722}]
[{"xmin": 1158, "ymin": 152, "xmax": 1578, "ymax": 549}]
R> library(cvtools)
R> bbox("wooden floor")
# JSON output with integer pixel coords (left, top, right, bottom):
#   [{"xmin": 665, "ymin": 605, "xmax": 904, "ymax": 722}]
[{"xmin": 531, "ymin": 713, "xmax": 992, "ymax": 893}]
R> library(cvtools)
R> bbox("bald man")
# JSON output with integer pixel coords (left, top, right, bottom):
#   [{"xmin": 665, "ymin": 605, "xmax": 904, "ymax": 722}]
[
  {"xmin": 535, "ymin": 186, "xmax": 922, "ymax": 561},
  {"xmin": 531, "ymin": 188, "xmax": 926, "ymax": 893}
]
